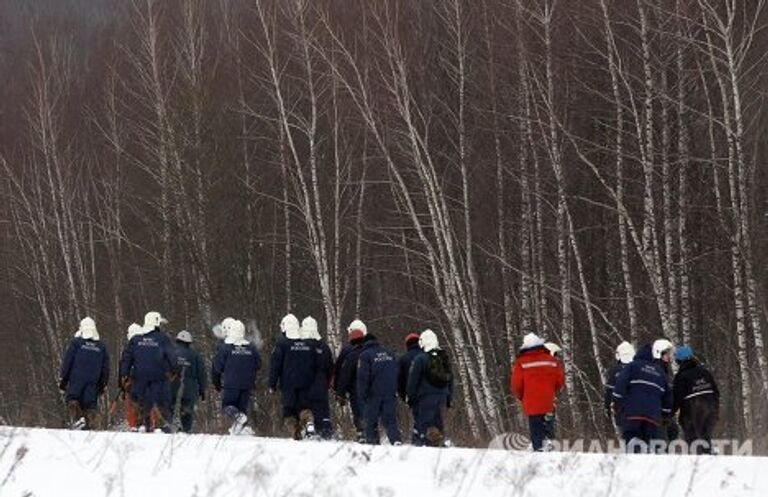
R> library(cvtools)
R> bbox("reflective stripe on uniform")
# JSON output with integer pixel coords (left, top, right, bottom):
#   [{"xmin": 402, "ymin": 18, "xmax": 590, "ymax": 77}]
[
  {"xmin": 521, "ymin": 361, "xmax": 558, "ymax": 369},
  {"xmin": 684, "ymin": 390, "xmax": 715, "ymax": 400},
  {"xmin": 629, "ymin": 379, "xmax": 665, "ymax": 392}
]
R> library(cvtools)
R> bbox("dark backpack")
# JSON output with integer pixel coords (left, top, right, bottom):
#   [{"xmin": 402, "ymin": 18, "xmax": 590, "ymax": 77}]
[{"xmin": 424, "ymin": 349, "xmax": 452, "ymax": 388}]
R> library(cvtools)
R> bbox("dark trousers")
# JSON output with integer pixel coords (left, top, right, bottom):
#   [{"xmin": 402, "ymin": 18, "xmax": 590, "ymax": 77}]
[
  {"xmin": 364, "ymin": 396, "xmax": 401, "ymax": 444},
  {"xmin": 528, "ymin": 415, "xmax": 547, "ymax": 451},
  {"xmin": 65, "ymin": 382, "xmax": 99, "ymax": 410},
  {"xmin": 281, "ymin": 388, "xmax": 312, "ymax": 419},
  {"xmin": 414, "ymin": 394, "xmax": 447, "ymax": 447},
  {"xmin": 171, "ymin": 397, "xmax": 196, "ymax": 433},
  {"xmin": 130, "ymin": 379, "xmax": 170, "ymax": 430},
  {"xmin": 310, "ymin": 395, "xmax": 333, "ymax": 439},
  {"xmin": 543, "ymin": 411, "xmax": 556, "ymax": 440},
  {"xmin": 622, "ymin": 419, "xmax": 659, "ymax": 453},
  {"xmin": 680, "ymin": 399, "xmax": 718, "ymax": 454},
  {"xmin": 350, "ymin": 393, "xmax": 364, "ymax": 436},
  {"xmin": 222, "ymin": 388, "xmax": 251, "ymax": 418}
]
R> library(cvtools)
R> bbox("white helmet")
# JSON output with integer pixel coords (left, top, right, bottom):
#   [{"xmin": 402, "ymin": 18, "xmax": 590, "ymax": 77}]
[
  {"xmin": 126, "ymin": 323, "xmax": 142, "ymax": 340},
  {"xmin": 652, "ymin": 339, "xmax": 674, "ymax": 360},
  {"xmin": 615, "ymin": 341, "xmax": 636, "ymax": 364},
  {"xmin": 280, "ymin": 314, "xmax": 301, "ymax": 339},
  {"xmin": 176, "ymin": 330, "xmax": 193, "ymax": 343},
  {"xmin": 79, "ymin": 317, "xmax": 98, "ymax": 340},
  {"xmin": 228, "ymin": 320, "xmax": 248, "ymax": 345},
  {"xmin": 143, "ymin": 311, "xmax": 167, "ymax": 331},
  {"xmin": 347, "ymin": 319, "xmax": 368, "ymax": 336},
  {"xmin": 544, "ymin": 342, "xmax": 562, "ymax": 357},
  {"xmin": 301, "ymin": 316, "xmax": 320, "ymax": 340},
  {"xmin": 419, "ymin": 329, "xmax": 439, "ymax": 352},
  {"xmin": 521, "ymin": 333, "xmax": 545, "ymax": 350}
]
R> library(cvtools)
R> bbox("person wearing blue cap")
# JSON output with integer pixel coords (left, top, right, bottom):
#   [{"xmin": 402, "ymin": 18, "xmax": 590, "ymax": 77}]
[{"xmin": 672, "ymin": 345, "xmax": 720, "ymax": 454}]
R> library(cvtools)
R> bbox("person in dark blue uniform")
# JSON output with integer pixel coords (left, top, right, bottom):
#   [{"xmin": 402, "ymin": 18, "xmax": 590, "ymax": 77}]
[
  {"xmin": 212, "ymin": 319, "xmax": 261, "ymax": 435},
  {"xmin": 170, "ymin": 330, "xmax": 207, "ymax": 433},
  {"xmin": 302, "ymin": 316, "xmax": 334, "ymax": 439},
  {"xmin": 119, "ymin": 311, "xmax": 178, "ymax": 432},
  {"xmin": 333, "ymin": 319, "xmax": 368, "ymax": 442},
  {"xmin": 269, "ymin": 314, "xmax": 318, "ymax": 439},
  {"xmin": 357, "ymin": 333, "xmax": 401, "ymax": 445},
  {"xmin": 59, "ymin": 317, "xmax": 110, "ymax": 430}
]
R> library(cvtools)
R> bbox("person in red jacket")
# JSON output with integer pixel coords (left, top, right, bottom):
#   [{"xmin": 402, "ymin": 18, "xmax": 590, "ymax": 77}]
[{"xmin": 510, "ymin": 333, "xmax": 565, "ymax": 451}]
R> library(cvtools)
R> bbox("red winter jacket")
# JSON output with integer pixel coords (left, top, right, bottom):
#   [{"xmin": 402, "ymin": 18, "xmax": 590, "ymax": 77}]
[{"xmin": 510, "ymin": 346, "xmax": 565, "ymax": 415}]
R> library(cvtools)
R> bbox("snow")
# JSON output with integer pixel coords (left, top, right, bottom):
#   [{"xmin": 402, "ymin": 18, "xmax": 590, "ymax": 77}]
[{"xmin": 0, "ymin": 426, "xmax": 765, "ymax": 497}]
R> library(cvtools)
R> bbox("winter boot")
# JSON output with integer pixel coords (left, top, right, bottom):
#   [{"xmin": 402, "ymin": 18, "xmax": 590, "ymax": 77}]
[
  {"xmin": 67, "ymin": 401, "xmax": 85, "ymax": 430},
  {"xmin": 299, "ymin": 409, "xmax": 316, "ymax": 440},
  {"xmin": 85, "ymin": 410, "xmax": 99, "ymax": 430},
  {"xmin": 229, "ymin": 413, "xmax": 249, "ymax": 435},
  {"xmin": 284, "ymin": 416, "xmax": 300, "ymax": 440},
  {"xmin": 426, "ymin": 427, "xmax": 445, "ymax": 447}
]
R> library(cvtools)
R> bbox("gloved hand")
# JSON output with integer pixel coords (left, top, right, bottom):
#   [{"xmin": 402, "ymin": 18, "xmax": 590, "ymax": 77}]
[{"xmin": 58, "ymin": 379, "xmax": 67, "ymax": 394}]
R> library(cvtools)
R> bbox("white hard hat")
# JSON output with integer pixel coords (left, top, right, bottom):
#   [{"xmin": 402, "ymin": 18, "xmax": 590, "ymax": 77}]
[
  {"xmin": 544, "ymin": 342, "xmax": 562, "ymax": 356},
  {"xmin": 419, "ymin": 329, "xmax": 439, "ymax": 352},
  {"xmin": 79, "ymin": 317, "xmax": 98, "ymax": 340},
  {"xmin": 227, "ymin": 319, "xmax": 247, "ymax": 345},
  {"xmin": 176, "ymin": 330, "xmax": 193, "ymax": 343},
  {"xmin": 301, "ymin": 316, "xmax": 320, "ymax": 340},
  {"xmin": 127, "ymin": 323, "xmax": 142, "ymax": 340},
  {"xmin": 347, "ymin": 319, "xmax": 367, "ymax": 336},
  {"xmin": 615, "ymin": 341, "xmax": 636, "ymax": 364},
  {"xmin": 521, "ymin": 333, "xmax": 545, "ymax": 350},
  {"xmin": 143, "ymin": 311, "xmax": 167, "ymax": 331},
  {"xmin": 280, "ymin": 314, "xmax": 300, "ymax": 338},
  {"xmin": 652, "ymin": 339, "xmax": 674, "ymax": 360}
]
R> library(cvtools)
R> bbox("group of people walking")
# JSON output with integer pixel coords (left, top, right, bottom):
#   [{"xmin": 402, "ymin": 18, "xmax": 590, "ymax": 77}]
[
  {"xmin": 59, "ymin": 312, "xmax": 720, "ymax": 453},
  {"xmin": 57, "ymin": 312, "xmax": 454, "ymax": 446},
  {"xmin": 510, "ymin": 332, "xmax": 720, "ymax": 454}
]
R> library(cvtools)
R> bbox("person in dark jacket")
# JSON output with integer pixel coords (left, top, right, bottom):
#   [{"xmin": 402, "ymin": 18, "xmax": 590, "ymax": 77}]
[
  {"xmin": 604, "ymin": 341, "xmax": 635, "ymax": 429},
  {"xmin": 212, "ymin": 319, "xmax": 261, "ymax": 435},
  {"xmin": 170, "ymin": 330, "xmax": 207, "ymax": 433},
  {"xmin": 59, "ymin": 317, "xmax": 110, "ymax": 430},
  {"xmin": 510, "ymin": 333, "xmax": 564, "ymax": 451},
  {"xmin": 654, "ymin": 339, "xmax": 680, "ymax": 449},
  {"xmin": 398, "ymin": 333, "xmax": 421, "ymax": 443},
  {"xmin": 333, "ymin": 319, "xmax": 368, "ymax": 441},
  {"xmin": 269, "ymin": 314, "xmax": 318, "ymax": 439},
  {"xmin": 119, "ymin": 311, "xmax": 177, "ymax": 432},
  {"xmin": 672, "ymin": 346, "xmax": 720, "ymax": 454},
  {"xmin": 613, "ymin": 341, "xmax": 673, "ymax": 453},
  {"xmin": 302, "ymin": 316, "xmax": 335, "ymax": 439},
  {"xmin": 406, "ymin": 330, "xmax": 453, "ymax": 447},
  {"xmin": 357, "ymin": 334, "xmax": 401, "ymax": 445}
]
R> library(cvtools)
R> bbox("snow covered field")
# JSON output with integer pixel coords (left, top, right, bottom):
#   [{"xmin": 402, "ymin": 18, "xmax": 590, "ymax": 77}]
[{"xmin": 0, "ymin": 426, "xmax": 765, "ymax": 497}]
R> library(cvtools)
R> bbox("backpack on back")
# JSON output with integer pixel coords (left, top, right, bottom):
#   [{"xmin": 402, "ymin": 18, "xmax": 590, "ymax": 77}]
[{"xmin": 424, "ymin": 349, "xmax": 452, "ymax": 388}]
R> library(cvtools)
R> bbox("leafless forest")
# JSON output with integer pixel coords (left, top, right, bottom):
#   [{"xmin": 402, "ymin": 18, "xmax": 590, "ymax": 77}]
[{"xmin": 0, "ymin": 0, "xmax": 766, "ymax": 447}]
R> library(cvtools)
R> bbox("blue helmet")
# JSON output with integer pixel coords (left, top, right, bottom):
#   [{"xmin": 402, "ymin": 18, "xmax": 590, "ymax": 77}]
[{"xmin": 675, "ymin": 345, "xmax": 694, "ymax": 362}]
